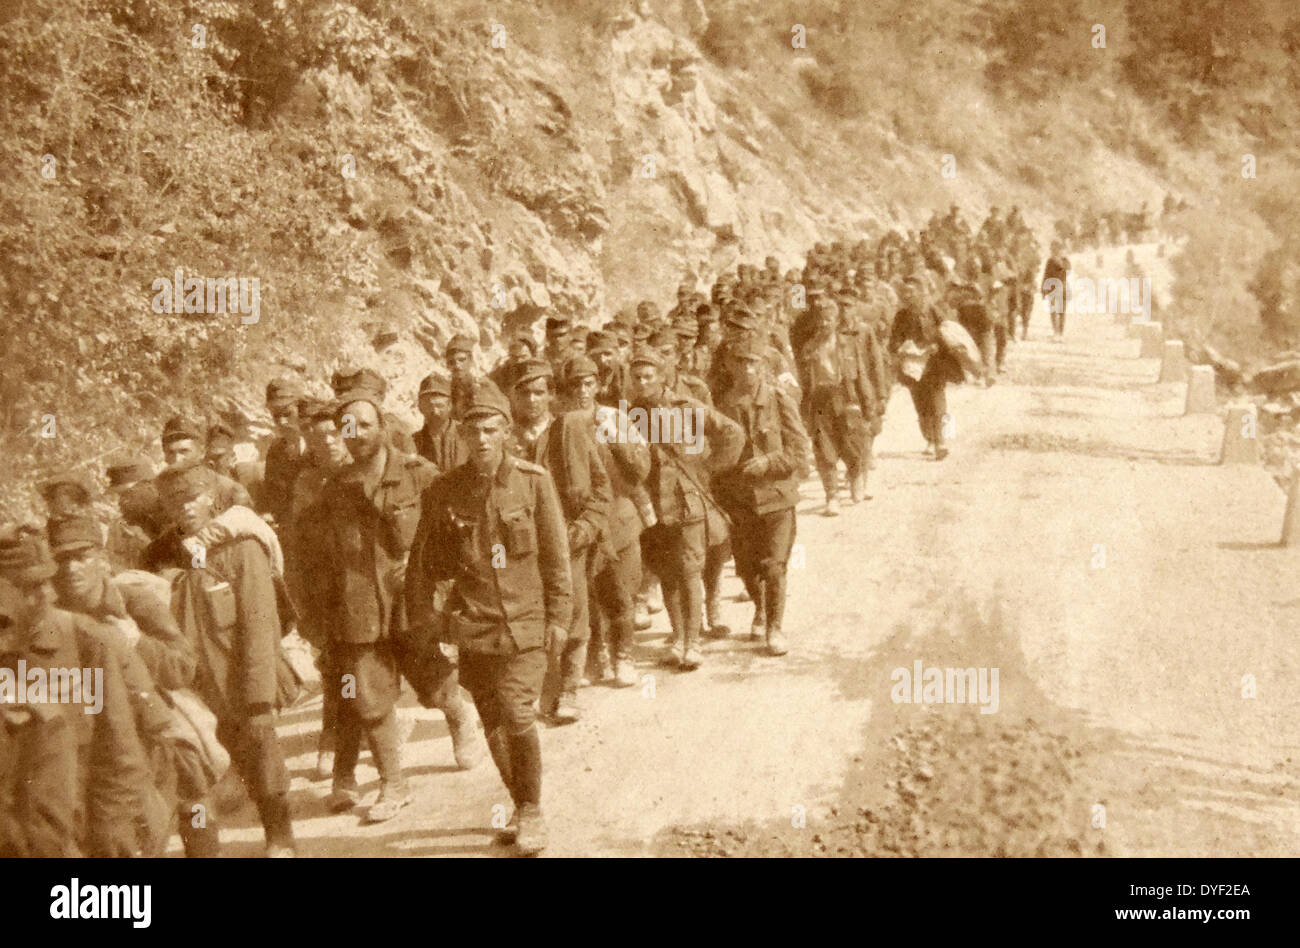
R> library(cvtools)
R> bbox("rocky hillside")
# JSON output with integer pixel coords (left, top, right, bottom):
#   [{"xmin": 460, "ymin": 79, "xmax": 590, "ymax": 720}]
[{"xmin": 2, "ymin": 0, "xmax": 1298, "ymax": 517}]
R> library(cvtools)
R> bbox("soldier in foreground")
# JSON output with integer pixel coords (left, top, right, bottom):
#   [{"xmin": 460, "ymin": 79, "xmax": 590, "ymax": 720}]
[{"xmin": 406, "ymin": 380, "xmax": 572, "ymax": 856}]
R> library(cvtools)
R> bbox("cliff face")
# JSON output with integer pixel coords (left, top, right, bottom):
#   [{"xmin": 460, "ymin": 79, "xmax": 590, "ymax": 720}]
[{"xmin": 4, "ymin": 0, "xmax": 1295, "ymax": 518}]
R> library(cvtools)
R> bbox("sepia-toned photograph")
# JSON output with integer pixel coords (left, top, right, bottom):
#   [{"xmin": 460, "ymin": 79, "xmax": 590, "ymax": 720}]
[{"xmin": 0, "ymin": 0, "xmax": 1290, "ymax": 919}]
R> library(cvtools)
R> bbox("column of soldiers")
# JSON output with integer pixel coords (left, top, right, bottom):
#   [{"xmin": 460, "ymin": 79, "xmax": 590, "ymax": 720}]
[{"xmin": 1, "ymin": 207, "xmax": 1042, "ymax": 858}]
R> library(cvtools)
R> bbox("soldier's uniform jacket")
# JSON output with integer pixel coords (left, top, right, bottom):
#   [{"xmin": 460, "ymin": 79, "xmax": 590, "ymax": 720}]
[
  {"xmin": 591, "ymin": 405, "xmax": 651, "ymax": 555},
  {"xmin": 715, "ymin": 380, "xmax": 811, "ymax": 515},
  {"xmin": 1, "ymin": 607, "xmax": 159, "ymax": 857},
  {"xmin": 413, "ymin": 418, "xmax": 468, "ymax": 474},
  {"xmin": 795, "ymin": 326, "xmax": 875, "ymax": 417},
  {"xmin": 169, "ymin": 536, "xmax": 283, "ymax": 721},
  {"xmin": 259, "ymin": 436, "xmax": 305, "ymax": 526},
  {"xmin": 80, "ymin": 570, "xmax": 196, "ymax": 693},
  {"xmin": 319, "ymin": 448, "xmax": 438, "ymax": 647},
  {"xmin": 282, "ymin": 462, "xmax": 335, "ymax": 648},
  {"xmin": 406, "ymin": 455, "xmax": 573, "ymax": 654},
  {"xmin": 508, "ymin": 410, "xmax": 611, "ymax": 556},
  {"xmin": 637, "ymin": 392, "xmax": 744, "ymax": 528}
]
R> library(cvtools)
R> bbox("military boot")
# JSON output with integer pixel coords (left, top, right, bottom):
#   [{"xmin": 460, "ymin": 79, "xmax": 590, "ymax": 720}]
[
  {"xmin": 444, "ymin": 696, "xmax": 486, "ymax": 771},
  {"xmin": 510, "ymin": 727, "xmax": 546, "ymax": 856},
  {"xmin": 764, "ymin": 574, "xmax": 789, "ymax": 657},
  {"xmin": 749, "ymin": 579, "xmax": 767, "ymax": 641},
  {"xmin": 486, "ymin": 727, "xmax": 519, "ymax": 844}
]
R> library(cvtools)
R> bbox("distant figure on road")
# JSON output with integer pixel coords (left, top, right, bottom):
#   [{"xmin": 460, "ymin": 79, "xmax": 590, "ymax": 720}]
[{"xmin": 1041, "ymin": 242, "xmax": 1071, "ymax": 340}]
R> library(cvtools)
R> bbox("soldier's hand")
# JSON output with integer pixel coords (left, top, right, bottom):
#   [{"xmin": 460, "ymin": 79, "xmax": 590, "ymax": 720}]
[
  {"xmin": 566, "ymin": 522, "xmax": 590, "ymax": 553},
  {"xmin": 740, "ymin": 456, "xmax": 769, "ymax": 478}
]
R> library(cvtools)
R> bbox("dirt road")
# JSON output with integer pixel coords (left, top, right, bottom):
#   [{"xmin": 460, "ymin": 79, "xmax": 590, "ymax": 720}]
[{"xmin": 209, "ymin": 245, "xmax": 1300, "ymax": 856}]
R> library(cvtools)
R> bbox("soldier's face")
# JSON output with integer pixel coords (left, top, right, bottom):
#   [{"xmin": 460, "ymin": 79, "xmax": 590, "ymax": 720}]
[
  {"xmin": 508, "ymin": 341, "xmax": 532, "ymax": 361},
  {"xmin": 571, "ymin": 375, "xmax": 598, "ymax": 411},
  {"xmin": 461, "ymin": 414, "xmax": 509, "ymax": 472},
  {"xmin": 510, "ymin": 377, "xmax": 551, "ymax": 426},
  {"xmin": 630, "ymin": 363, "xmax": 662, "ymax": 403},
  {"xmin": 447, "ymin": 351, "xmax": 472, "ymax": 376},
  {"xmin": 305, "ymin": 419, "xmax": 347, "ymax": 467},
  {"xmin": 730, "ymin": 355, "xmax": 762, "ymax": 393},
  {"xmin": 163, "ymin": 438, "xmax": 203, "ymax": 470},
  {"xmin": 205, "ymin": 444, "xmax": 234, "ymax": 474},
  {"xmin": 569, "ymin": 338, "xmax": 587, "ymax": 357},
  {"xmin": 175, "ymin": 493, "xmax": 215, "ymax": 537},
  {"xmin": 341, "ymin": 401, "xmax": 383, "ymax": 463},
  {"xmin": 593, "ymin": 349, "xmax": 614, "ymax": 372},
  {"xmin": 270, "ymin": 405, "xmax": 298, "ymax": 437},
  {"xmin": 55, "ymin": 549, "xmax": 110, "ymax": 610},
  {"xmin": 816, "ymin": 301, "xmax": 839, "ymax": 331},
  {"xmin": 418, "ymin": 392, "xmax": 451, "ymax": 425}
]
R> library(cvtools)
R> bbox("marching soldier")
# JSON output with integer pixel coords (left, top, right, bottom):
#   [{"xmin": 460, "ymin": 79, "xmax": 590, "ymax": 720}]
[
  {"xmin": 405, "ymin": 379, "xmax": 573, "ymax": 856},
  {"xmin": 627, "ymin": 347, "xmax": 743, "ymax": 670},
  {"xmin": 715, "ymin": 336, "xmax": 811, "ymax": 654},
  {"xmin": 413, "ymin": 371, "xmax": 468, "ymax": 473},
  {"xmin": 559, "ymin": 355, "xmax": 649, "ymax": 687},
  {"xmin": 153, "ymin": 467, "xmax": 297, "ymax": 856},
  {"xmin": 260, "ymin": 378, "xmax": 307, "ymax": 528},
  {"xmin": 794, "ymin": 289, "xmax": 873, "ymax": 513},
  {"xmin": 504, "ymin": 358, "xmax": 610, "ymax": 722},
  {"xmin": 318, "ymin": 385, "xmax": 481, "ymax": 821},
  {"xmin": 330, "ymin": 366, "xmax": 418, "ymax": 453}
]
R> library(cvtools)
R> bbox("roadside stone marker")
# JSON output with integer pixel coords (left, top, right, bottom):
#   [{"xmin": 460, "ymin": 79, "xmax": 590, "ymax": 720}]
[
  {"xmin": 1158, "ymin": 340, "xmax": 1188, "ymax": 383},
  {"xmin": 1282, "ymin": 470, "xmax": 1300, "ymax": 547},
  {"xmin": 1137, "ymin": 321, "xmax": 1164, "ymax": 357},
  {"xmin": 1184, "ymin": 364, "xmax": 1216, "ymax": 414},
  {"xmin": 1220, "ymin": 405, "xmax": 1260, "ymax": 465}
]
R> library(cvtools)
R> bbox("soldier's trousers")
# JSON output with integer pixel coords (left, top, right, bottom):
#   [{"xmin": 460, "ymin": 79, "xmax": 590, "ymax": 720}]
[
  {"xmin": 642, "ymin": 520, "xmax": 706, "ymax": 650},
  {"xmin": 807, "ymin": 385, "xmax": 866, "ymax": 494},
  {"xmin": 215, "ymin": 708, "xmax": 293, "ymax": 848},
  {"xmin": 591, "ymin": 541, "xmax": 641, "ymax": 663},
  {"xmin": 542, "ymin": 547, "xmax": 591, "ymax": 708},
  {"xmin": 460, "ymin": 645, "xmax": 547, "ymax": 809},
  {"xmin": 902, "ymin": 361, "xmax": 950, "ymax": 447},
  {"xmin": 730, "ymin": 507, "xmax": 797, "ymax": 591},
  {"xmin": 329, "ymin": 641, "xmax": 406, "ymax": 791}
]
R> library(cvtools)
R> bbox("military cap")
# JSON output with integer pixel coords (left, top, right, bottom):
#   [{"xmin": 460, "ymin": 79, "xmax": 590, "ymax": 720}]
[
  {"xmin": 38, "ymin": 470, "xmax": 95, "ymax": 504},
  {"xmin": 335, "ymin": 385, "xmax": 385, "ymax": 420},
  {"xmin": 586, "ymin": 330, "xmax": 616, "ymax": 354},
  {"xmin": 161, "ymin": 414, "xmax": 204, "ymax": 445},
  {"xmin": 559, "ymin": 355, "xmax": 598, "ymax": 387},
  {"xmin": 445, "ymin": 334, "xmax": 476, "ymax": 357},
  {"xmin": 544, "ymin": 317, "xmax": 571, "ymax": 338},
  {"xmin": 0, "ymin": 527, "xmax": 57, "ymax": 586},
  {"xmin": 418, "ymin": 372, "xmax": 452, "ymax": 398},
  {"xmin": 331, "ymin": 365, "xmax": 389, "ymax": 398},
  {"xmin": 507, "ymin": 358, "xmax": 553, "ymax": 391},
  {"xmin": 628, "ymin": 346, "xmax": 664, "ymax": 370},
  {"xmin": 462, "ymin": 379, "xmax": 512, "ymax": 421},
  {"xmin": 105, "ymin": 453, "xmax": 155, "ymax": 490},
  {"xmin": 723, "ymin": 309, "xmax": 758, "ymax": 333},
  {"xmin": 205, "ymin": 423, "xmax": 236, "ymax": 450},
  {"xmin": 265, "ymin": 377, "xmax": 304, "ymax": 410},
  {"xmin": 297, "ymin": 396, "xmax": 337, "ymax": 423},
  {"xmin": 48, "ymin": 515, "xmax": 103, "ymax": 557},
  {"xmin": 647, "ymin": 328, "xmax": 677, "ymax": 350},
  {"xmin": 507, "ymin": 332, "xmax": 539, "ymax": 356},
  {"xmin": 155, "ymin": 465, "xmax": 215, "ymax": 507}
]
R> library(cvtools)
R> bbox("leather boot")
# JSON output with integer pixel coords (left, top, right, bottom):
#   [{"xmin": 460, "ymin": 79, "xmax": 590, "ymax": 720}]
[
  {"xmin": 764, "ymin": 573, "xmax": 789, "ymax": 656},
  {"xmin": 509, "ymin": 727, "xmax": 546, "ymax": 856},
  {"xmin": 177, "ymin": 805, "xmax": 221, "ymax": 858},
  {"xmin": 257, "ymin": 792, "xmax": 295, "ymax": 856}
]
